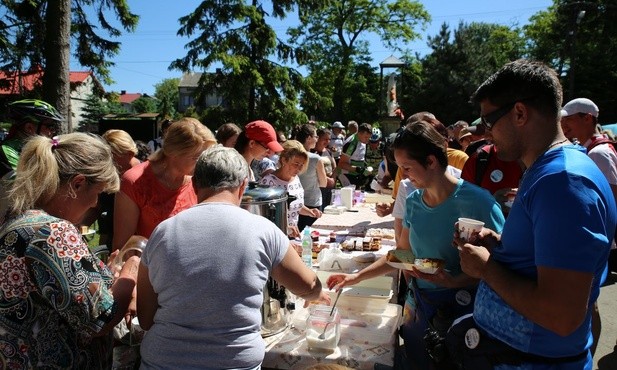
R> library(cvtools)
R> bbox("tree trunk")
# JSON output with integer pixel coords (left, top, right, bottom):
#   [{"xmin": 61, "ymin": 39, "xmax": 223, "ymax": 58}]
[{"xmin": 42, "ymin": 0, "xmax": 72, "ymax": 133}]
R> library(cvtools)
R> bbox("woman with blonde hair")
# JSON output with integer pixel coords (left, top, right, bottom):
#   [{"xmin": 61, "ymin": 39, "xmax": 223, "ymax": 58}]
[
  {"xmin": 0, "ymin": 133, "xmax": 138, "ymax": 368},
  {"xmin": 91, "ymin": 129, "xmax": 141, "ymax": 246},
  {"xmin": 113, "ymin": 117, "xmax": 217, "ymax": 251},
  {"xmin": 259, "ymin": 140, "xmax": 321, "ymax": 237},
  {"xmin": 102, "ymin": 129, "xmax": 140, "ymax": 173}
]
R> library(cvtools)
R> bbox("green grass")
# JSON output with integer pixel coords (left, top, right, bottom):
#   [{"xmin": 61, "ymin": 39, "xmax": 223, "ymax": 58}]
[{"xmin": 85, "ymin": 221, "xmax": 101, "ymax": 248}]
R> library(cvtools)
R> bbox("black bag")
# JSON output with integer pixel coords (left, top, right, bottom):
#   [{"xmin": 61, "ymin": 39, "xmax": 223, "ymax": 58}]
[{"xmin": 445, "ymin": 314, "xmax": 589, "ymax": 369}]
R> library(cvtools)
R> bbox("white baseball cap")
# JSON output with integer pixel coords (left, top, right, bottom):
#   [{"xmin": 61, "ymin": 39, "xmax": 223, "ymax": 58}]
[
  {"xmin": 561, "ymin": 98, "xmax": 599, "ymax": 118},
  {"xmin": 331, "ymin": 121, "xmax": 344, "ymax": 129}
]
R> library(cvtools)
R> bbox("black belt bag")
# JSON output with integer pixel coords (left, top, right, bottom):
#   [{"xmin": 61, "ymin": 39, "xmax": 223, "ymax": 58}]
[{"xmin": 445, "ymin": 314, "xmax": 588, "ymax": 370}]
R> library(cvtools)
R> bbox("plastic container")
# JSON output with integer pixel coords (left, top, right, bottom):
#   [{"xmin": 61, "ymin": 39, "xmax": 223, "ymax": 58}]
[
  {"xmin": 305, "ymin": 305, "xmax": 341, "ymax": 351},
  {"xmin": 332, "ymin": 189, "xmax": 341, "ymax": 206},
  {"xmin": 316, "ymin": 270, "xmax": 393, "ymax": 311},
  {"xmin": 301, "ymin": 228, "xmax": 313, "ymax": 268}
]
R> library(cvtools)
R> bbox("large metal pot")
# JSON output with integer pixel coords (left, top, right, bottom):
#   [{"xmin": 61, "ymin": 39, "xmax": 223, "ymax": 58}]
[
  {"xmin": 241, "ymin": 183, "xmax": 291, "ymax": 337},
  {"xmin": 241, "ymin": 182, "xmax": 288, "ymax": 233}
]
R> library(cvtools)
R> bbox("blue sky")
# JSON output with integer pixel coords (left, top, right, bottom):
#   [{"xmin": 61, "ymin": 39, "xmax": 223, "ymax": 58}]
[{"xmin": 73, "ymin": 0, "xmax": 553, "ymax": 96}]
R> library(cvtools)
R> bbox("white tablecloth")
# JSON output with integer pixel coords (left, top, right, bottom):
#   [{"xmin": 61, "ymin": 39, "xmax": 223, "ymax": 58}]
[
  {"xmin": 312, "ymin": 202, "xmax": 394, "ymax": 236},
  {"xmin": 263, "ymin": 302, "xmax": 402, "ymax": 369}
]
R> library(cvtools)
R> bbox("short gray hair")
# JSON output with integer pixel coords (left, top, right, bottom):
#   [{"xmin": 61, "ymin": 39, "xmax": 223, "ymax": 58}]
[{"xmin": 193, "ymin": 146, "xmax": 249, "ymax": 191}]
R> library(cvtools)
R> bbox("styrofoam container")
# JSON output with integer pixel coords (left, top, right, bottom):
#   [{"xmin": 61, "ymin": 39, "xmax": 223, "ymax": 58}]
[{"xmin": 316, "ymin": 270, "xmax": 393, "ymax": 310}]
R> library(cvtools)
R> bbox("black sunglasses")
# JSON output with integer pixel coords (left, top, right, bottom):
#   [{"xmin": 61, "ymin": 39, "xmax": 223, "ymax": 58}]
[
  {"xmin": 481, "ymin": 102, "xmax": 516, "ymax": 130},
  {"xmin": 38, "ymin": 120, "xmax": 61, "ymax": 135},
  {"xmin": 481, "ymin": 97, "xmax": 536, "ymax": 130}
]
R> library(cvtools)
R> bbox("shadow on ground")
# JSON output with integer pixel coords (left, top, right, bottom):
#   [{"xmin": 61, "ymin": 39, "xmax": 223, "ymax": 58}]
[
  {"xmin": 602, "ymin": 273, "xmax": 617, "ymax": 288},
  {"xmin": 596, "ymin": 346, "xmax": 617, "ymax": 370}
]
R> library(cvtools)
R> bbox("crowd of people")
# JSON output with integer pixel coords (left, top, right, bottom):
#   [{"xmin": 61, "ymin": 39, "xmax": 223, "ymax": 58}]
[{"xmin": 0, "ymin": 58, "xmax": 615, "ymax": 370}]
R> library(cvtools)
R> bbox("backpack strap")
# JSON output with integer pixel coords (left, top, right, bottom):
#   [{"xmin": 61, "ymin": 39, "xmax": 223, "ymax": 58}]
[
  {"xmin": 475, "ymin": 145, "xmax": 492, "ymax": 185},
  {"xmin": 587, "ymin": 136, "xmax": 617, "ymax": 155}
]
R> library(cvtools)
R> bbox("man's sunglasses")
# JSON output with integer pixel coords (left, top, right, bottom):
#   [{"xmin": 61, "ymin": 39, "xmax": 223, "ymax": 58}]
[
  {"xmin": 481, "ymin": 97, "xmax": 535, "ymax": 130},
  {"xmin": 39, "ymin": 120, "xmax": 61, "ymax": 135}
]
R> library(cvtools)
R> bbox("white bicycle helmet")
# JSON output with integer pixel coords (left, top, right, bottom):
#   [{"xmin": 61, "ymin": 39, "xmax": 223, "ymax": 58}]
[{"xmin": 370, "ymin": 128, "xmax": 382, "ymax": 142}]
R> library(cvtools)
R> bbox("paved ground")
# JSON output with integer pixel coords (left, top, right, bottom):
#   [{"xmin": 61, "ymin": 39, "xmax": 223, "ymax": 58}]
[{"xmin": 594, "ymin": 272, "xmax": 617, "ymax": 370}]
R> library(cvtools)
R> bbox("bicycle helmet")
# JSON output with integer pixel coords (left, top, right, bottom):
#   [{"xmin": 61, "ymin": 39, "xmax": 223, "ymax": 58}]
[
  {"xmin": 8, "ymin": 99, "xmax": 63, "ymax": 125},
  {"xmin": 370, "ymin": 127, "xmax": 382, "ymax": 142}
]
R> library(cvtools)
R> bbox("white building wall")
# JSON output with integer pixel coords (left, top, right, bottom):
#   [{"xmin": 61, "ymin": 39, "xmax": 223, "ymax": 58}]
[{"xmin": 70, "ymin": 76, "xmax": 95, "ymax": 131}]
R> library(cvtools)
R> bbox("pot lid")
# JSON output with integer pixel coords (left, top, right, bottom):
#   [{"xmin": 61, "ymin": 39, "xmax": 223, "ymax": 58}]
[{"xmin": 242, "ymin": 182, "xmax": 287, "ymax": 202}]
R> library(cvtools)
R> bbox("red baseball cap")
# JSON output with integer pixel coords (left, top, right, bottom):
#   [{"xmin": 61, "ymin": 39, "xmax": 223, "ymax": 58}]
[{"xmin": 245, "ymin": 120, "xmax": 284, "ymax": 152}]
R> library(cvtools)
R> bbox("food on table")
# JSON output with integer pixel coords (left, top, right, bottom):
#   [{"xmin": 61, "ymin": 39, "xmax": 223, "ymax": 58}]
[
  {"xmin": 353, "ymin": 237, "xmax": 364, "ymax": 251},
  {"xmin": 310, "ymin": 230, "xmax": 320, "ymax": 242},
  {"xmin": 341, "ymin": 236, "xmax": 382, "ymax": 252},
  {"xmin": 312, "ymin": 242, "xmax": 330, "ymax": 259},
  {"xmin": 362, "ymin": 237, "xmax": 371, "ymax": 251},
  {"xmin": 365, "ymin": 228, "xmax": 395, "ymax": 240},
  {"xmin": 341, "ymin": 239, "xmax": 353, "ymax": 251},
  {"xmin": 329, "ymin": 232, "xmax": 336, "ymax": 243},
  {"xmin": 370, "ymin": 237, "xmax": 381, "ymax": 251}
]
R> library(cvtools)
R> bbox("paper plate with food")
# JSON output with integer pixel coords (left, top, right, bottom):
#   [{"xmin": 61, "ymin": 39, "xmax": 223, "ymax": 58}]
[
  {"xmin": 413, "ymin": 258, "xmax": 445, "ymax": 274},
  {"xmin": 386, "ymin": 250, "xmax": 415, "ymax": 270}
]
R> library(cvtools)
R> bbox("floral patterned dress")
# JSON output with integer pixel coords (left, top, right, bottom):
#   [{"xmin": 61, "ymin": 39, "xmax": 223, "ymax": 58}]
[{"xmin": 0, "ymin": 210, "xmax": 116, "ymax": 369}]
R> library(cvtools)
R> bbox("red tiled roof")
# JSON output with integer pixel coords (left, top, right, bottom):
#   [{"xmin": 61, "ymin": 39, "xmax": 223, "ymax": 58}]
[
  {"xmin": 119, "ymin": 93, "xmax": 142, "ymax": 104},
  {"xmin": 70, "ymin": 71, "xmax": 91, "ymax": 83},
  {"xmin": 0, "ymin": 70, "xmax": 41, "ymax": 94},
  {"xmin": 0, "ymin": 69, "xmax": 96, "ymax": 95}
]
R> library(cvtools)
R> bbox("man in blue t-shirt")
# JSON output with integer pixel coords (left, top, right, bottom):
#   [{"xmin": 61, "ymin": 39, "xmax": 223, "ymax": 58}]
[{"xmin": 455, "ymin": 60, "xmax": 617, "ymax": 370}]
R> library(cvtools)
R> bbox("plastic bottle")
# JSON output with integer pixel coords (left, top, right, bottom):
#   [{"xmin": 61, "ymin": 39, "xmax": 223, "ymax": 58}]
[{"xmin": 301, "ymin": 227, "xmax": 313, "ymax": 268}]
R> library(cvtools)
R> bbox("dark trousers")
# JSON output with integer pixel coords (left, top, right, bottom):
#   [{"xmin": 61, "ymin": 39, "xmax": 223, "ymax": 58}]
[{"xmin": 320, "ymin": 187, "xmax": 332, "ymax": 211}]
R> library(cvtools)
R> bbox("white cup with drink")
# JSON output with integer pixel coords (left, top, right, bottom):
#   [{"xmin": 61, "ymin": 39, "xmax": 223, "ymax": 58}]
[{"xmin": 457, "ymin": 218, "xmax": 485, "ymax": 242}]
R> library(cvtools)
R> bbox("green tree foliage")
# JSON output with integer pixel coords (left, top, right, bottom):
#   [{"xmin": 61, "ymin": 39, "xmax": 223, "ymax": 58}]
[
  {"xmin": 525, "ymin": 0, "xmax": 617, "ymax": 123},
  {"xmin": 289, "ymin": 0, "xmax": 430, "ymax": 122},
  {"xmin": 410, "ymin": 22, "xmax": 525, "ymax": 124},
  {"xmin": 171, "ymin": 1, "xmax": 324, "ymax": 128},
  {"xmin": 342, "ymin": 63, "xmax": 380, "ymax": 123},
  {"xmin": 79, "ymin": 94, "xmax": 107, "ymax": 132},
  {"xmin": 0, "ymin": 0, "xmax": 138, "ymax": 131},
  {"xmin": 105, "ymin": 92, "xmax": 126, "ymax": 115},
  {"xmin": 79, "ymin": 93, "xmax": 127, "ymax": 133},
  {"xmin": 131, "ymin": 96, "xmax": 158, "ymax": 114},
  {"xmin": 154, "ymin": 78, "xmax": 180, "ymax": 119}
]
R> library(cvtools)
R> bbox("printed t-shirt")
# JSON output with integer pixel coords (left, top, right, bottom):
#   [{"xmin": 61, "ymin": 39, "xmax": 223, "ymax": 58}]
[{"xmin": 259, "ymin": 174, "xmax": 304, "ymax": 229}]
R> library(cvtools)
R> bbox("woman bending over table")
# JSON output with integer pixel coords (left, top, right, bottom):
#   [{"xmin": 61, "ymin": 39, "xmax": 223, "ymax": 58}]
[{"xmin": 112, "ymin": 117, "xmax": 217, "ymax": 251}]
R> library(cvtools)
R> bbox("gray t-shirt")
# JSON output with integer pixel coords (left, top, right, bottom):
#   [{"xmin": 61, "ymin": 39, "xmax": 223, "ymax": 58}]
[
  {"xmin": 298, "ymin": 152, "xmax": 322, "ymax": 207},
  {"xmin": 140, "ymin": 202, "xmax": 288, "ymax": 369}
]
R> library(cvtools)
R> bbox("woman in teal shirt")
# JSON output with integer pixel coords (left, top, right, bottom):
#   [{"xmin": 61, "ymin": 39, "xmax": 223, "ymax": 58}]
[{"xmin": 328, "ymin": 120, "xmax": 505, "ymax": 369}]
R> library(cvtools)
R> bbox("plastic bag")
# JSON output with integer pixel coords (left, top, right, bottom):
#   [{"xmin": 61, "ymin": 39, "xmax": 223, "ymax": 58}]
[{"xmin": 317, "ymin": 247, "xmax": 353, "ymax": 272}]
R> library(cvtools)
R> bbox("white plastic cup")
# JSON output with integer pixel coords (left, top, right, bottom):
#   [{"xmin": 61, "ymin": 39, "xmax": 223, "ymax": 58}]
[{"xmin": 457, "ymin": 218, "xmax": 485, "ymax": 241}]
